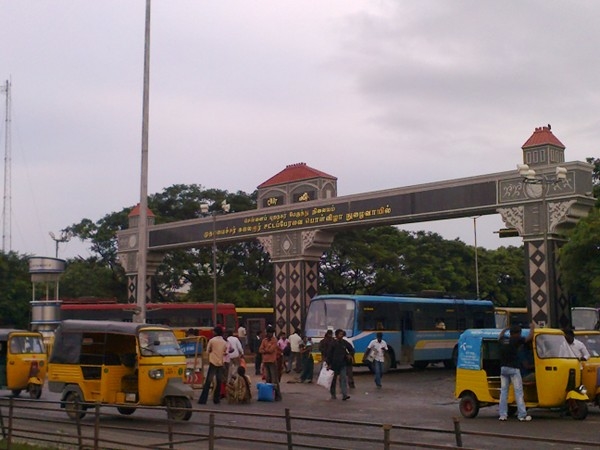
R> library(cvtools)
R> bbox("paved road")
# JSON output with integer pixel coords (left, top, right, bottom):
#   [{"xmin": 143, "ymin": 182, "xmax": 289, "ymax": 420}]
[{"xmin": 3, "ymin": 364, "xmax": 599, "ymax": 449}]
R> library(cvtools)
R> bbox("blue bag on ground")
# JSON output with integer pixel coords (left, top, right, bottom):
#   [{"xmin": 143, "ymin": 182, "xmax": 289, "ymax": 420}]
[{"xmin": 257, "ymin": 382, "xmax": 275, "ymax": 402}]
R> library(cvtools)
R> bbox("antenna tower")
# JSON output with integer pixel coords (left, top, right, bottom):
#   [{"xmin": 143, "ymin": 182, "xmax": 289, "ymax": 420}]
[{"xmin": 2, "ymin": 79, "xmax": 11, "ymax": 253}]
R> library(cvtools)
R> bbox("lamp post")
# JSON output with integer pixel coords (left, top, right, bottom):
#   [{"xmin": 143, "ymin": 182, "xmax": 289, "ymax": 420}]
[
  {"xmin": 200, "ymin": 200, "xmax": 231, "ymax": 327},
  {"xmin": 49, "ymin": 231, "xmax": 72, "ymax": 259},
  {"xmin": 472, "ymin": 216, "xmax": 481, "ymax": 299}
]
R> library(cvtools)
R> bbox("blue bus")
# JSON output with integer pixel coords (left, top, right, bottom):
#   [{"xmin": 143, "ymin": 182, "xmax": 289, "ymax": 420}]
[{"xmin": 305, "ymin": 294, "xmax": 495, "ymax": 370}]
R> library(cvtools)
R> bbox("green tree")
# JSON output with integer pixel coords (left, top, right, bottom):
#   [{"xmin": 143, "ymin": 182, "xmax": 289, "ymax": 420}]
[
  {"xmin": 65, "ymin": 184, "xmax": 270, "ymax": 306},
  {"xmin": 0, "ymin": 251, "xmax": 33, "ymax": 328},
  {"xmin": 559, "ymin": 156, "xmax": 600, "ymax": 306},
  {"xmin": 59, "ymin": 258, "xmax": 127, "ymax": 302},
  {"xmin": 560, "ymin": 208, "xmax": 600, "ymax": 306}
]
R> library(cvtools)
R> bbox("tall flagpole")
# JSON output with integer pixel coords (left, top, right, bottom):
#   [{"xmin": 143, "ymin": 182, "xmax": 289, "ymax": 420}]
[{"xmin": 136, "ymin": 0, "xmax": 151, "ymax": 323}]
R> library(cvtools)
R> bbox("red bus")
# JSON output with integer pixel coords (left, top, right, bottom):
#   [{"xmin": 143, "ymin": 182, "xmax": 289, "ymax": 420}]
[{"xmin": 59, "ymin": 299, "xmax": 238, "ymax": 339}]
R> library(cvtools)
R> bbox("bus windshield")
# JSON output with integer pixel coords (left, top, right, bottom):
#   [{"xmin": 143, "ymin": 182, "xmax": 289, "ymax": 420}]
[
  {"xmin": 572, "ymin": 308, "xmax": 599, "ymax": 331},
  {"xmin": 305, "ymin": 298, "xmax": 355, "ymax": 337}
]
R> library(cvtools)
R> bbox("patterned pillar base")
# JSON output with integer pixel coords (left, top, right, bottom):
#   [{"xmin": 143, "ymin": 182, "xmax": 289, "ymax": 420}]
[
  {"xmin": 274, "ymin": 260, "xmax": 319, "ymax": 335},
  {"xmin": 526, "ymin": 238, "xmax": 569, "ymax": 328}
]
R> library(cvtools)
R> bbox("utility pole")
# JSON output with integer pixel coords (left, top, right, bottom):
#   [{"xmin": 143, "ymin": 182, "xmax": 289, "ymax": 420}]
[
  {"xmin": 2, "ymin": 79, "xmax": 11, "ymax": 253},
  {"xmin": 135, "ymin": 0, "xmax": 151, "ymax": 323}
]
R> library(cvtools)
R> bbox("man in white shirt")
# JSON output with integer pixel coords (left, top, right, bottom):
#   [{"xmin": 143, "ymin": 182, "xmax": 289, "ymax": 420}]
[
  {"xmin": 227, "ymin": 330, "xmax": 245, "ymax": 380},
  {"xmin": 365, "ymin": 332, "xmax": 388, "ymax": 388},
  {"xmin": 565, "ymin": 329, "xmax": 590, "ymax": 361},
  {"xmin": 237, "ymin": 323, "xmax": 247, "ymax": 351},
  {"xmin": 288, "ymin": 329, "xmax": 303, "ymax": 373}
]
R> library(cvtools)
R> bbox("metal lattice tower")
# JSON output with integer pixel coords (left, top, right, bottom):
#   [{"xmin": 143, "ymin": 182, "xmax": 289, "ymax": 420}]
[{"xmin": 2, "ymin": 79, "xmax": 11, "ymax": 253}]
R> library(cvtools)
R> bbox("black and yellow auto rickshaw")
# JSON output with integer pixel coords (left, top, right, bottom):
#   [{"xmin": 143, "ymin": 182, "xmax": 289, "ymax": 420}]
[
  {"xmin": 455, "ymin": 328, "xmax": 588, "ymax": 420},
  {"xmin": 48, "ymin": 320, "xmax": 193, "ymax": 420},
  {"xmin": 0, "ymin": 329, "xmax": 46, "ymax": 399},
  {"xmin": 574, "ymin": 330, "xmax": 600, "ymax": 409}
]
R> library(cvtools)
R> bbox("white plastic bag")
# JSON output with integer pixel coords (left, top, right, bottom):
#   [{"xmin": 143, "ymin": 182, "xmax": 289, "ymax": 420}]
[{"xmin": 317, "ymin": 363, "xmax": 334, "ymax": 390}]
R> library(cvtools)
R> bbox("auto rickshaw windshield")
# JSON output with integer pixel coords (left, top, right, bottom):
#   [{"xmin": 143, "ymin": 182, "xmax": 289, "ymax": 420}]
[
  {"xmin": 10, "ymin": 336, "xmax": 45, "ymax": 354},
  {"xmin": 139, "ymin": 330, "xmax": 183, "ymax": 356},
  {"xmin": 536, "ymin": 334, "xmax": 578, "ymax": 359},
  {"xmin": 575, "ymin": 333, "xmax": 600, "ymax": 357}
]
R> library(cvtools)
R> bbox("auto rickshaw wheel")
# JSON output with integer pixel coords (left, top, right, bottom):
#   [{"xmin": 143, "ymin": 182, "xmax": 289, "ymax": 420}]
[
  {"xmin": 166, "ymin": 396, "xmax": 192, "ymax": 421},
  {"xmin": 569, "ymin": 399, "xmax": 588, "ymax": 420},
  {"xmin": 28, "ymin": 383, "xmax": 42, "ymax": 399},
  {"xmin": 117, "ymin": 406, "xmax": 137, "ymax": 415},
  {"xmin": 459, "ymin": 393, "xmax": 479, "ymax": 418},
  {"xmin": 64, "ymin": 391, "xmax": 86, "ymax": 420},
  {"xmin": 11, "ymin": 389, "xmax": 22, "ymax": 397}
]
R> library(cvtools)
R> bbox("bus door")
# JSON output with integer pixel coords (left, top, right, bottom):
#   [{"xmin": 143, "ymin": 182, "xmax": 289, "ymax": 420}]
[{"xmin": 399, "ymin": 310, "xmax": 413, "ymax": 364}]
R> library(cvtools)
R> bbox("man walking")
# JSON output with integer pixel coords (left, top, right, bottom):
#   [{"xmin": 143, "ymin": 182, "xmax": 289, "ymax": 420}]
[
  {"xmin": 365, "ymin": 332, "xmax": 388, "ymax": 388},
  {"xmin": 198, "ymin": 327, "xmax": 228, "ymax": 405},
  {"xmin": 326, "ymin": 329, "xmax": 353, "ymax": 401}
]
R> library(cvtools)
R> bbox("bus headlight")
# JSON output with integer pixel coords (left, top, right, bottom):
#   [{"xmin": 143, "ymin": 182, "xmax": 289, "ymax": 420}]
[{"xmin": 148, "ymin": 368, "xmax": 164, "ymax": 380}]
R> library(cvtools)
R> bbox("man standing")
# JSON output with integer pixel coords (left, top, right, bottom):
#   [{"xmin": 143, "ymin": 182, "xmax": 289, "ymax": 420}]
[
  {"xmin": 326, "ymin": 329, "xmax": 353, "ymax": 401},
  {"xmin": 564, "ymin": 329, "xmax": 590, "ymax": 361},
  {"xmin": 253, "ymin": 330, "xmax": 263, "ymax": 376},
  {"xmin": 365, "ymin": 332, "xmax": 388, "ymax": 389},
  {"xmin": 288, "ymin": 328, "xmax": 303, "ymax": 373},
  {"xmin": 198, "ymin": 326, "xmax": 228, "ymax": 405},
  {"xmin": 226, "ymin": 329, "xmax": 245, "ymax": 380},
  {"xmin": 259, "ymin": 326, "xmax": 282, "ymax": 400},
  {"xmin": 237, "ymin": 322, "xmax": 247, "ymax": 352},
  {"xmin": 498, "ymin": 323, "xmax": 534, "ymax": 421}
]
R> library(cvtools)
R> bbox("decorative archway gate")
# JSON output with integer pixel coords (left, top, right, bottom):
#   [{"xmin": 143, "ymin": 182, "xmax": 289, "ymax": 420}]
[{"xmin": 117, "ymin": 127, "xmax": 595, "ymax": 332}]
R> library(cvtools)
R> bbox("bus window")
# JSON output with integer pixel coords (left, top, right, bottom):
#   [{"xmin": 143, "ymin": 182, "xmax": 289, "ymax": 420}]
[{"xmin": 358, "ymin": 302, "xmax": 401, "ymax": 331}]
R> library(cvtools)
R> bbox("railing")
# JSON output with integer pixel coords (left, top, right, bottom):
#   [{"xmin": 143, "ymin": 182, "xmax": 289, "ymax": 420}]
[{"xmin": 0, "ymin": 397, "xmax": 598, "ymax": 450}]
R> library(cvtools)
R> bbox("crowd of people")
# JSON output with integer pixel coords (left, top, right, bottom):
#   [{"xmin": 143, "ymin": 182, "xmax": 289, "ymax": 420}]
[{"xmin": 196, "ymin": 323, "xmax": 389, "ymax": 406}]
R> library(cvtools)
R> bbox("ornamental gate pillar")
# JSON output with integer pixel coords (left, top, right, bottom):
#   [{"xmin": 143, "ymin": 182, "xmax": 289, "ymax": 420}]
[
  {"xmin": 258, "ymin": 230, "xmax": 334, "ymax": 335},
  {"xmin": 498, "ymin": 126, "xmax": 595, "ymax": 328}
]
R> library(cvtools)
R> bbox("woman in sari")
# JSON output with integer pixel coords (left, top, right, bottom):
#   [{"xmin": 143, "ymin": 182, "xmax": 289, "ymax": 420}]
[{"xmin": 227, "ymin": 365, "xmax": 252, "ymax": 404}]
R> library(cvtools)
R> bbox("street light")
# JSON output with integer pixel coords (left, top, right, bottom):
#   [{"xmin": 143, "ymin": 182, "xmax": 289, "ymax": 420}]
[
  {"xmin": 472, "ymin": 216, "xmax": 481, "ymax": 299},
  {"xmin": 200, "ymin": 200, "xmax": 231, "ymax": 328},
  {"xmin": 49, "ymin": 231, "xmax": 73, "ymax": 258}
]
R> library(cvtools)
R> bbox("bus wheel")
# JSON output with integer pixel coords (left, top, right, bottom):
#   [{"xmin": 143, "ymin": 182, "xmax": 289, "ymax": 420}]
[
  {"xmin": 382, "ymin": 351, "xmax": 392, "ymax": 373},
  {"xmin": 411, "ymin": 361, "xmax": 428, "ymax": 370},
  {"xmin": 64, "ymin": 391, "xmax": 86, "ymax": 420},
  {"xmin": 444, "ymin": 347, "xmax": 458, "ymax": 369},
  {"xmin": 459, "ymin": 393, "xmax": 479, "ymax": 418},
  {"xmin": 166, "ymin": 396, "xmax": 193, "ymax": 421}
]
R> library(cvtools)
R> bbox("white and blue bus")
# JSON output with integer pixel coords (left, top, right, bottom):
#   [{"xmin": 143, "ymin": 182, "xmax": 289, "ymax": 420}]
[{"xmin": 305, "ymin": 294, "xmax": 495, "ymax": 370}]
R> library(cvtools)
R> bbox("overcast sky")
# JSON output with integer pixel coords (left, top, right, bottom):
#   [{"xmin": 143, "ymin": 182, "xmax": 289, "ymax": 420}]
[{"xmin": 1, "ymin": 1, "xmax": 599, "ymax": 260}]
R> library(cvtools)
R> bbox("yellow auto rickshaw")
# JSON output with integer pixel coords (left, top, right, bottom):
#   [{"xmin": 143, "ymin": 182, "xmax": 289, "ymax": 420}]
[
  {"xmin": 48, "ymin": 320, "xmax": 194, "ymax": 420},
  {"xmin": 0, "ymin": 329, "xmax": 46, "ymax": 399},
  {"xmin": 455, "ymin": 328, "xmax": 588, "ymax": 420},
  {"xmin": 574, "ymin": 330, "xmax": 600, "ymax": 408}
]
